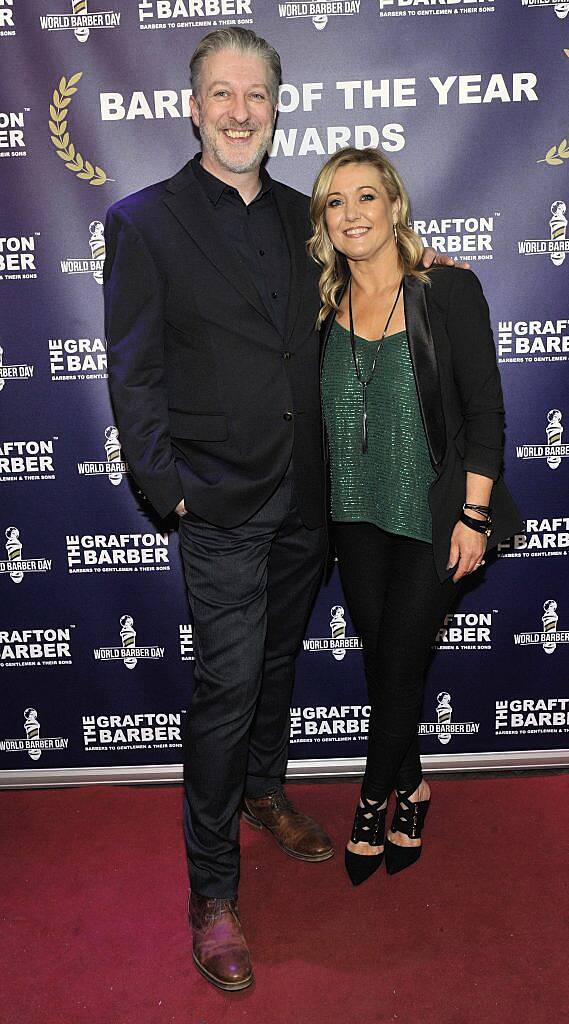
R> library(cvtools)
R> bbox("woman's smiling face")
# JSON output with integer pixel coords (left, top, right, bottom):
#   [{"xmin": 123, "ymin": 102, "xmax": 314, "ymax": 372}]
[{"xmin": 324, "ymin": 163, "xmax": 401, "ymax": 262}]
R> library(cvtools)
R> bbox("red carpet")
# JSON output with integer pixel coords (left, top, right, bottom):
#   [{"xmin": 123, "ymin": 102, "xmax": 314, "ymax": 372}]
[{"xmin": 2, "ymin": 776, "xmax": 568, "ymax": 1024}]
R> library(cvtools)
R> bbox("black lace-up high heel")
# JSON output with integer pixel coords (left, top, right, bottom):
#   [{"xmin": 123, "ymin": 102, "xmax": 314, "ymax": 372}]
[
  {"xmin": 384, "ymin": 788, "xmax": 430, "ymax": 876},
  {"xmin": 344, "ymin": 795, "xmax": 387, "ymax": 887}
]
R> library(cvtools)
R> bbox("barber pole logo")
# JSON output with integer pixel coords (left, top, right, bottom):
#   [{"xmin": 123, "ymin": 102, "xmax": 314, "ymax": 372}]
[
  {"xmin": 550, "ymin": 202, "xmax": 567, "ymax": 265},
  {"xmin": 39, "ymin": 1, "xmax": 121, "ymax": 40},
  {"xmin": 329, "ymin": 605, "xmax": 347, "ymax": 661},
  {"xmin": 119, "ymin": 614, "xmax": 137, "ymax": 669},
  {"xmin": 5, "ymin": 525, "xmax": 23, "ymax": 583},
  {"xmin": 0, "ymin": 526, "xmax": 52, "ymax": 584},
  {"xmin": 419, "ymin": 692, "xmax": 480, "ymax": 743},
  {"xmin": 542, "ymin": 600, "xmax": 559, "ymax": 654},
  {"xmin": 88, "ymin": 221, "xmax": 105, "ymax": 281},
  {"xmin": 436, "ymin": 692, "xmax": 452, "ymax": 745},
  {"xmin": 23, "ymin": 708, "xmax": 41, "ymax": 760},
  {"xmin": 517, "ymin": 200, "xmax": 569, "ymax": 264},
  {"xmin": 0, "ymin": 709, "xmax": 69, "ymax": 758},
  {"xmin": 60, "ymin": 221, "xmax": 106, "ymax": 283},
  {"xmin": 545, "ymin": 409, "xmax": 563, "ymax": 468},
  {"xmin": 104, "ymin": 426, "xmax": 123, "ymax": 484},
  {"xmin": 76, "ymin": 426, "xmax": 128, "ymax": 484},
  {"xmin": 516, "ymin": 409, "xmax": 567, "ymax": 469},
  {"xmin": 513, "ymin": 600, "xmax": 568, "ymax": 654},
  {"xmin": 92, "ymin": 615, "xmax": 165, "ymax": 670},
  {"xmin": 302, "ymin": 607, "xmax": 362, "ymax": 660}
]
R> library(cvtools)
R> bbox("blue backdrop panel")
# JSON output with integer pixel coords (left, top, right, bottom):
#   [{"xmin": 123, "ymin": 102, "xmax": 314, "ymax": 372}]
[{"xmin": 1, "ymin": 0, "xmax": 568, "ymax": 782}]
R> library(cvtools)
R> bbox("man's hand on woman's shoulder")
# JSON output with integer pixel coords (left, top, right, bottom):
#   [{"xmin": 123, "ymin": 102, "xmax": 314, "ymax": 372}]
[{"xmin": 422, "ymin": 247, "xmax": 470, "ymax": 270}]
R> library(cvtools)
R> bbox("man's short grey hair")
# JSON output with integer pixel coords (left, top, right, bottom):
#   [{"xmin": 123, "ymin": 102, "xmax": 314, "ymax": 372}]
[{"xmin": 190, "ymin": 27, "xmax": 282, "ymax": 107}]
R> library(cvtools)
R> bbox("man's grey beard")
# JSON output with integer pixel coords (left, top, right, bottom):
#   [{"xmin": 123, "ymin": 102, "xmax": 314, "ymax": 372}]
[{"xmin": 199, "ymin": 121, "xmax": 274, "ymax": 174}]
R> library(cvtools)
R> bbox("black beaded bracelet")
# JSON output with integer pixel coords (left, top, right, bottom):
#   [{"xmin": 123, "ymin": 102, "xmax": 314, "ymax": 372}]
[{"xmin": 460, "ymin": 511, "xmax": 493, "ymax": 537}]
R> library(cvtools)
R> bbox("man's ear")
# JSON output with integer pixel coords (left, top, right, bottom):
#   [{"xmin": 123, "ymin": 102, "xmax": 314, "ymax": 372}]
[{"xmin": 189, "ymin": 94, "xmax": 200, "ymax": 129}]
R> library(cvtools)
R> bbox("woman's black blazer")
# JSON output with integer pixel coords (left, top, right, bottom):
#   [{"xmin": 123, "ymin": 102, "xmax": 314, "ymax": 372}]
[{"xmin": 320, "ymin": 267, "xmax": 523, "ymax": 581}]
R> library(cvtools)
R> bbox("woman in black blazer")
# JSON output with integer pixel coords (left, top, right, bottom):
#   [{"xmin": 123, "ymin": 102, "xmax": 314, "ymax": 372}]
[{"xmin": 309, "ymin": 147, "xmax": 521, "ymax": 886}]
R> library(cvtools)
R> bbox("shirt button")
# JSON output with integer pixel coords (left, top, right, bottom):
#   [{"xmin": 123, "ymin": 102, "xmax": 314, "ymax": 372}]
[
  {"xmin": 283, "ymin": 411, "xmax": 293, "ymax": 421},
  {"xmin": 271, "ymin": 290, "xmax": 278, "ymax": 299},
  {"xmin": 283, "ymin": 351, "xmax": 291, "ymax": 359},
  {"xmin": 259, "ymin": 249, "xmax": 265, "ymax": 256}
]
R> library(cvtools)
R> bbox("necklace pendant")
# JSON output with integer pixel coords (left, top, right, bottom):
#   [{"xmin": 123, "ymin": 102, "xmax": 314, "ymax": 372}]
[
  {"xmin": 362, "ymin": 383, "xmax": 368, "ymax": 454},
  {"xmin": 348, "ymin": 275, "xmax": 403, "ymax": 457}
]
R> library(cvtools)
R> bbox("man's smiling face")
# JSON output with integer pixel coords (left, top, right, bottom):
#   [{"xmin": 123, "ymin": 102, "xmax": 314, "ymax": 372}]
[{"xmin": 190, "ymin": 48, "xmax": 277, "ymax": 176}]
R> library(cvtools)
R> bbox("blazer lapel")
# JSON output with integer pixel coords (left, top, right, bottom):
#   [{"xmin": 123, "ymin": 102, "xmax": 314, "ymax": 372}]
[
  {"xmin": 162, "ymin": 162, "xmax": 276, "ymax": 327},
  {"xmin": 403, "ymin": 275, "xmax": 446, "ymax": 467},
  {"xmin": 319, "ymin": 281, "xmax": 347, "ymax": 370},
  {"xmin": 319, "ymin": 307, "xmax": 336, "ymax": 369},
  {"xmin": 272, "ymin": 182, "xmax": 309, "ymax": 344}
]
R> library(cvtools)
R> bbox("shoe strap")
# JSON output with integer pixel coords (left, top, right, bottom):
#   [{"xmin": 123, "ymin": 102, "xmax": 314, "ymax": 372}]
[
  {"xmin": 391, "ymin": 790, "xmax": 429, "ymax": 840},
  {"xmin": 351, "ymin": 795, "xmax": 387, "ymax": 846}
]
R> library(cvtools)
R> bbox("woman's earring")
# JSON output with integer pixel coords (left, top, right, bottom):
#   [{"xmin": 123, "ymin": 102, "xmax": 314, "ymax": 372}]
[{"xmin": 393, "ymin": 223, "xmax": 398, "ymax": 245}]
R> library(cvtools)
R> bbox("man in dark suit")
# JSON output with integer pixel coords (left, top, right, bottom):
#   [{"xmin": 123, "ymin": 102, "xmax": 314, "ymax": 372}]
[
  {"xmin": 104, "ymin": 27, "xmax": 330, "ymax": 992},
  {"xmin": 104, "ymin": 27, "xmax": 451, "ymax": 991}
]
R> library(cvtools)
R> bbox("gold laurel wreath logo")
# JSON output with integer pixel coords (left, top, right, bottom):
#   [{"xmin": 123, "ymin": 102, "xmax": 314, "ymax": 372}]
[
  {"xmin": 537, "ymin": 139, "xmax": 569, "ymax": 167},
  {"xmin": 49, "ymin": 72, "xmax": 111, "ymax": 186}
]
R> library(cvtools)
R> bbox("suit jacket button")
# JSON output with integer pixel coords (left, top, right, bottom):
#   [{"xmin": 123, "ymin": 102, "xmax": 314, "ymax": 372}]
[{"xmin": 283, "ymin": 411, "xmax": 293, "ymax": 421}]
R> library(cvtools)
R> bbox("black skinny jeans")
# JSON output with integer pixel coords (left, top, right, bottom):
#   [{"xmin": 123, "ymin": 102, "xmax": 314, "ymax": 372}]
[{"xmin": 334, "ymin": 522, "xmax": 464, "ymax": 805}]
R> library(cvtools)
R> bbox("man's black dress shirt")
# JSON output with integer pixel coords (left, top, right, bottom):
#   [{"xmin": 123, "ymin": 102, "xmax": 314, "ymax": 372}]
[{"xmin": 192, "ymin": 154, "xmax": 291, "ymax": 338}]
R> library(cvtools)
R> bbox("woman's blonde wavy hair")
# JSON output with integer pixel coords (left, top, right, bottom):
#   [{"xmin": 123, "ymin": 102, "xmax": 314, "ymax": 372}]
[{"xmin": 308, "ymin": 147, "xmax": 429, "ymax": 327}]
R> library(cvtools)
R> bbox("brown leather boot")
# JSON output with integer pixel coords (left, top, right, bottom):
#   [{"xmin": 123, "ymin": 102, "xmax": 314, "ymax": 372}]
[
  {"xmin": 189, "ymin": 893, "xmax": 253, "ymax": 991},
  {"xmin": 242, "ymin": 789, "xmax": 334, "ymax": 862}
]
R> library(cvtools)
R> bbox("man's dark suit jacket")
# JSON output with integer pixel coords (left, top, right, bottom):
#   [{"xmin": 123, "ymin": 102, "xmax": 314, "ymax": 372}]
[
  {"xmin": 320, "ymin": 267, "xmax": 523, "ymax": 581},
  {"xmin": 103, "ymin": 160, "xmax": 325, "ymax": 528}
]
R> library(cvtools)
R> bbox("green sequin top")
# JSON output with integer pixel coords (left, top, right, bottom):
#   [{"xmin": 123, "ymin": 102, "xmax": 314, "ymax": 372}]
[{"xmin": 321, "ymin": 321, "xmax": 436, "ymax": 544}]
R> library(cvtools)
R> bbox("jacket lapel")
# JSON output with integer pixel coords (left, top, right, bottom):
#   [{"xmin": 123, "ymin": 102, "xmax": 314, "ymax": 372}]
[
  {"xmin": 403, "ymin": 275, "xmax": 446, "ymax": 467},
  {"xmin": 319, "ymin": 281, "xmax": 347, "ymax": 370},
  {"xmin": 272, "ymin": 182, "xmax": 309, "ymax": 344},
  {"xmin": 162, "ymin": 162, "xmax": 276, "ymax": 328}
]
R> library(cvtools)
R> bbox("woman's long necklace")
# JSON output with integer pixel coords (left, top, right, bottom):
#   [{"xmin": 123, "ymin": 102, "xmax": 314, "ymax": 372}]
[{"xmin": 348, "ymin": 275, "xmax": 404, "ymax": 454}]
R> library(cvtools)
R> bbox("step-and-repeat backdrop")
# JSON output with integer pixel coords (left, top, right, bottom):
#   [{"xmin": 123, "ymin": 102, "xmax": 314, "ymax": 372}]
[{"xmin": 1, "ymin": 0, "xmax": 568, "ymax": 785}]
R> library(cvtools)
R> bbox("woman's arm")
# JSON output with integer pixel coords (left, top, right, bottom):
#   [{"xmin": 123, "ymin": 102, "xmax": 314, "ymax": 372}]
[
  {"xmin": 444, "ymin": 270, "xmax": 504, "ymax": 580},
  {"xmin": 446, "ymin": 269, "xmax": 505, "ymax": 479}
]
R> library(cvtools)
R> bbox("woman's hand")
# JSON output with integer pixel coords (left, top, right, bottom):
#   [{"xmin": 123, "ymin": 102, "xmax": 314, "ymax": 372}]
[{"xmin": 447, "ymin": 520, "xmax": 488, "ymax": 582}]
